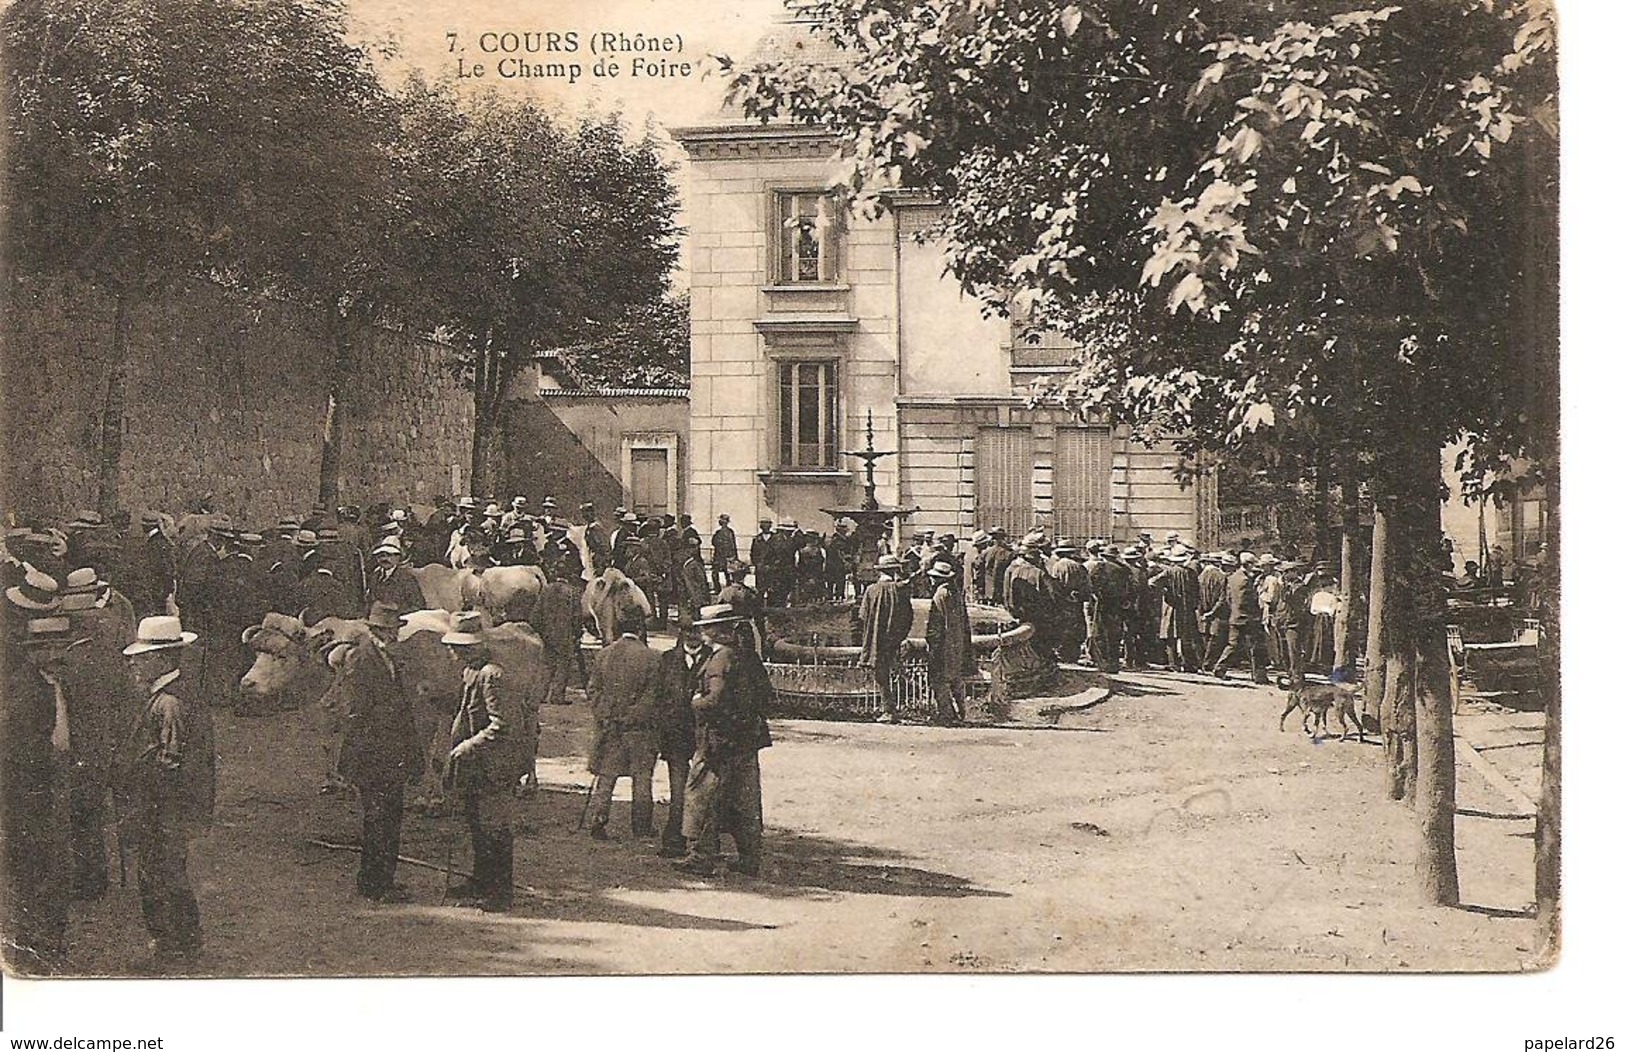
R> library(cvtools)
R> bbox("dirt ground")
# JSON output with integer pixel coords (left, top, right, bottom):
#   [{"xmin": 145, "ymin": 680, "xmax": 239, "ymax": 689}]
[{"xmin": 60, "ymin": 660, "xmax": 1542, "ymax": 976}]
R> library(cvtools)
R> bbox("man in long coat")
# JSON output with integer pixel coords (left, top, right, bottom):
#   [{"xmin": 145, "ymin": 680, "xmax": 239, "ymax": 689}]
[
  {"xmin": 529, "ymin": 576, "xmax": 583, "ymax": 706},
  {"xmin": 1088, "ymin": 544, "xmax": 1129, "ymax": 674},
  {"xmin": 858, "ymin": 554, "xmax": 915, "ymax": 724},
  {"xmin": 675, "ymin": 606, "xmax": 772, "ymax": 877},
  {"xmin": 585, "ymin": 611, "xmax": 662, "ymax": 839},
  {"xmin": 1212, "ymin": 556, "xmax": 1269, "ymax": 683},
  {"xmin": 56, "ymin": 568, "xmax": 138, "ymax": 900},
  {"xmin": 709, "ymin": 514, "xmax": 738, "ymax": 593},
  {"xmin": 336, "ymin": 603, "xmax": 422, "ymax": 901},
  {"xmin": 1197, "ymin": 553, "xmax": 1233, "ymax": 672},
  {"xmin": 653, "ymin": 620, "xmax": 706, "ymax": 857},
  {"xmin": 746, "ymin": 519, "xmax": 776, "ymax": 604},
  {"xmin": 981, "ymin": 528, "xmax": 1015, "ymax": 606},
  {"xmin": 1046, "ymin": 541, "xmax": 1091, "ymax": 664},
  {"xmin": 1149, "ymin": 549, "xmax": 1202, "ymax": 672},
  {"xmin": 3, "ymin": 580, "xmax": 76, "ymax": 974},
  {"xmin": 924, "ymin": 560, "xmax": 975, "ymax": 725}
]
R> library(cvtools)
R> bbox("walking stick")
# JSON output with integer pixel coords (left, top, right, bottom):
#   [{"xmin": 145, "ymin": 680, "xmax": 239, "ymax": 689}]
[
  {"xmin": 440, "ymin": 817, "xmax": 457, "ymax": 905},
  {"xmin": 574, "ymin": 786, "xmax": 593, "ymax": 832}
]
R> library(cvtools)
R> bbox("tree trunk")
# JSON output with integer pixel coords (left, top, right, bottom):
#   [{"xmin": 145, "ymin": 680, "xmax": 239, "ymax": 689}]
[
  {"xmin": 1381, "ymin": 649, "xmax": 1416, "ymax": 803},
  {"xmin": 1362, "ymin": 507, "xmax": 1389, "ymax": 726},
  {"xmin": 316, "ymin": 299, "xmax": 355, "ymax": 511},
  {"xmin": 1414, "ymin": 623, "xmax": 1460, "ymax": 906},
  {"xmin": 1391, "ymin": 450, "xmax": 1458, "ymax": 907},
  {"xmin": 468, "ymin": 324, "xmax": 506, "ymax": 498},
  {"xmin": 1333, "ymin": 468, "xmax": 1362, "ymax": 674},
  {"xmin": 95, "ymin": 289, "xmax": 131, "ymax": 517},
  {"xmin": 1534, "ymin": 473, "xmax": 1560, "ymax": 957}
]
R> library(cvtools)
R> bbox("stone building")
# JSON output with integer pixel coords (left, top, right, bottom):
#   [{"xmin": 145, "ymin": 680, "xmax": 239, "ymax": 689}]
[{"xmin": 673, "ymin": 88, "xmax": 1214, "ymax": 547}]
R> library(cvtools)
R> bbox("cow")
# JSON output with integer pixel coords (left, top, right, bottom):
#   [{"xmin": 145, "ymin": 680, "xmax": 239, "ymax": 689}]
[
  {"xmin": 407, "ymin": 563, "xmax": 546, "ymax": 624},
  {"xmin": 398, "ymin": 609, "xmax": 546, "ymax": 800},
  {"xmin": 581, "ymin": 567, "xmax": 652, "ymax": 641}
]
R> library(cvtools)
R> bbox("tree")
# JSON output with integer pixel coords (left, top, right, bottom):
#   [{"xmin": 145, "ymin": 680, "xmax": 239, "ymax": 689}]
[
  {"xmin": 554, "ymin": 293, "xmax": 691, "ymax": 389},
  {"xmin": 388, "ymin": 79, "xmax": 681, "ymax": 495},
  {"xmin": 2, "ymin": 0, "xmax": 401, "ymax": 514},
  {"xmin": 725, "ymin": 0, "xmax": 1556, "ymax": 907}
]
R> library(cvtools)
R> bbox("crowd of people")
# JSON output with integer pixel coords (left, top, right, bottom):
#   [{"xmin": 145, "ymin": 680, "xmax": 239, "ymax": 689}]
[
  {"xmin": 853, "ymin": 525, "xmax": 1353, "ymax": 723},
  {"xmin": 3, "ymin": 490, "xmax": 1486, "ymax": 975},
  {"xmin": 0, "ymin": 494, "xmax": 777, "ymax": 974}
]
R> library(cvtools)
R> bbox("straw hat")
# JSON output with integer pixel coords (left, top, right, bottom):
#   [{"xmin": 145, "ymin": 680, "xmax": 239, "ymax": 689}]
[
  {"xmin": 441, "ymin": 610, "xmax": 487, "ymax": 647},
  {"xmin": 372, "ymin": 536, "xmax": 404, "ymax": 557},
  {"xmin": 927, "ymin": 560, "xmax": 956, "ymax": 579},
  {"xmin": 122, "ymin": 615, "xmax": 198, "ymax": 655},
  {"xmin": 692, "ymin": 603, "xmax": 747, "ymax": 627},
  {"xmin": 875, "ymin": 553, "xmax": 902, "ymax": 571},
  {"xmin": 6, "ymin": 566, "xmax": 60, "ymax": 611}
]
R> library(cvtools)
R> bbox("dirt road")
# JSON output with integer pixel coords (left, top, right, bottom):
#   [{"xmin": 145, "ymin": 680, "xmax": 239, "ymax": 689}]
[{"xmin": 63, "ymin": 668, "xmax": 1541, "ymax": 975}]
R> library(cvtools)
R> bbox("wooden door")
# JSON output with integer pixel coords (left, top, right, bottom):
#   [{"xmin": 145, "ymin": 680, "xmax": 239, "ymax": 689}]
[
  {"xmin": 1054, "ymin": 426, "xmax": 1113, "ymax": 541},
  {"xmin": 975, "ymin": 428, "xmax": 1032, "ymax": 533},
  {"xmin": 629, "ymin": 447, "xmax": 669, "ymax": 519}
]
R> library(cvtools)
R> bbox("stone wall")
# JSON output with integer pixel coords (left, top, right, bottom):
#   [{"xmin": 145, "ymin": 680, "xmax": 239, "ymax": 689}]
[{"xmin": 1, "ymin": 278, "xmax": 473, "ymax": 524}]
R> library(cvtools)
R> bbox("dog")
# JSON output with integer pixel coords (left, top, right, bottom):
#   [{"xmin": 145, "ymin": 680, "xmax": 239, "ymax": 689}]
[{"xmin": 1277, "ymin": 681, "xmax": 1366, "ymax": 743}]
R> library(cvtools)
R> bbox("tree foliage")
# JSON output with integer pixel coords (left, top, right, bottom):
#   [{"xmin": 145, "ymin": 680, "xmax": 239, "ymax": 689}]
[
  {"xmin": 722, "ymin": 0, "xmax": 1556, "ymax": 496},
  {"xmin": 3, "ymin": 0, "xmax": 391, "ymax": 299}
]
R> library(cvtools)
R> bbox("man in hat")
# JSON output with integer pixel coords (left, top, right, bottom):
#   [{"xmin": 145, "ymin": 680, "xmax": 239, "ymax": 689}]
[
  {"xmin": 1006, "ymin": 533, "xmax": 1061, "ymax": 665},
  {"xmin": 826, "ymin": 518, "xmax": 856, "ymax": 601},
  {"xmin": 1087, "ymin": 544, "xmax": 1129, "ymax": 674},
  {"xmin": 500, "ymin": 496, "xmax": 530, "ymax": 533},
  {"xmin": 55, "ymin": 567, "xmax": 138, "ymax": 899},
  {"xmin": 1273, "ymin": 561, "xmax": 1312, "ymax": 689},
  {"xmin": 175, "ymin": 523, "xmax": 241, "ymax": 708},
  {"xmin": 446, "ymin": 498, "xmax": 482, "ymax": 569},
  {"xmin": 1197, "ymin": 553, "xmax": 1233, "ymax": 672},
  {"xmin": 717, "ymin": 560, "xmax": 768, "ymax": 657},
  {"xmin": 1047, "ymin": 540, "xmax": 1091, "ymax": 664},
  {"xmin": 333, "ymin": 602, "xmax": 421, "ymax": 902},
  {"xmin": 295, "ymin": 531, "xmax": 350, "ymax": 625},
  {"xmin": 859, "ymin": 554, "xmax": 915, "ymax": 723},
  {"xmin": 982, "ymin": 528, "xmax": 1015, "ymax": 607},
  {"xmin": 2, "ymin": 574, "xmax": 76, "ymax": 974},
  {"xmin": 585, "ymin": 609, "xmax": 663, "ymax": 840},
  {"xmin": 367, "ymin": 536, "xmax": 426, "ymax": 613},
  {"xmin": 1148, "ymin": 548, "xmax": 1203, "ymax": 672},
  {"xmin": 536, "ymin": 496, "xmax": 561, "ymax": 531},
  {"xmin": 528, "ymin": 561, "xmax": 583, "ymax": 708},
  {"xmin": 609, "ymin": 511, "xmax": 640, "ymax": 573},
  {"xmin": 653, "ymin": 616, "xmax": 708, "ymax": 857},
  {"xmin": 578, "ymin": 503, "xmax": 611, "ymax": 575},
  {"xmin": 967, "ymin": 531, "xmax": 993, "ymax": 603},
  {"xmin": 677, "ymin": 534, "xmax": 712, "ymax": 623},
  {"xmin": 1254, "ymin": 554, "xmax": 1283, "ymax": 668},
  {"xmin": 115, "ymin": 615, "xmax": 215, "ymax": 968},
  {"xmin": 442, "ymin": 611, "xmax": 521, "ymax": 912},
  {"xmin": 676, "ymin": 605, "xmax": 773, "ymax": 877},
  {"xmin": 1120, "ymin": 545, "xmax": 1154, "ymax": 670},
  {"xmin": 746, "ymin": 518, "xmax": 776, "ymax": 601},
  {"xmin": 792, "ymin": 530, "xmax": 827, "ymax": 605},
  {"xmin": 709, "ymin": 514, "xmax": 738, "ymax": 593},
  {"xmin": 640, "ymin": 519, "xmax": 673, "ymax": 626},
  {"xmin": 764, "ymin": 519, "xmax": 800, "ymax": 607},
  {"xmin": 1212, "ymin": 553, "xmax": 1269, "ymax": 683},
  {"xmin": 900, "ymin": 530, "xmax": 932, "ymax": 591},
  {"xmin": 924, "ymin": 559, "xmax": 975, "ymax": 725}
]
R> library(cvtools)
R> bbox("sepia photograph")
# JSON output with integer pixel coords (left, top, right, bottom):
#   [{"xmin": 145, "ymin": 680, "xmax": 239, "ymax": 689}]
[{"xmin": 0, "ymin": 0, "xmax": 1608, "ymax": 1043}]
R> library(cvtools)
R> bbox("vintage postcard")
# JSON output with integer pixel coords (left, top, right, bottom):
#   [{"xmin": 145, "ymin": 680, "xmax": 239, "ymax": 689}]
[{"xmin": 1, "ymin": 0, "xmax": 1561, "ymax": 1001}]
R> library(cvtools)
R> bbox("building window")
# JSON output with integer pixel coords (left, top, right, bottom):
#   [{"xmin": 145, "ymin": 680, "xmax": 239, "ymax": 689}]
[
  {"xmin": 778, "ymin": 360, "xmax": 838, "ymax": 468},
  {"xmin": 776, "ymin": 191, "xmax": 840, "ymax": 284}
]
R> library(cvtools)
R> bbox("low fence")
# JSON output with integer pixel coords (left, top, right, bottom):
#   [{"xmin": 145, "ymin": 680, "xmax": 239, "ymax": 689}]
[{"xmin": 765, "ymin": 657, "xmax": 992, "ymax": 722}]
